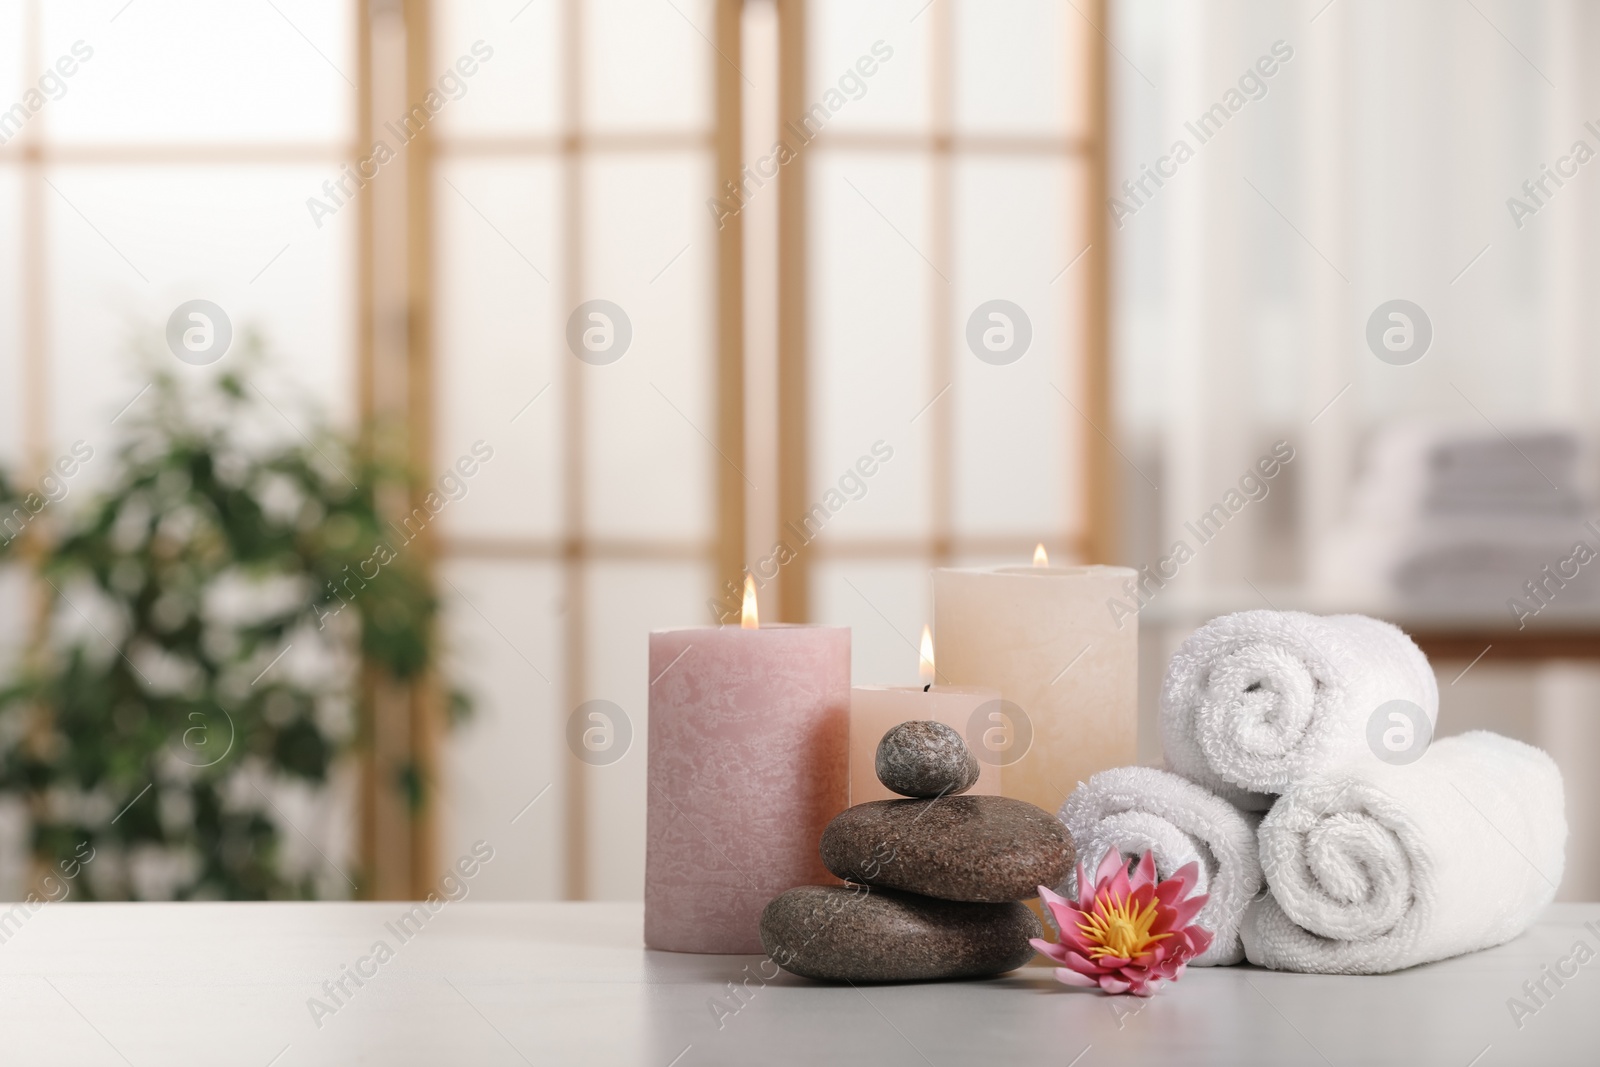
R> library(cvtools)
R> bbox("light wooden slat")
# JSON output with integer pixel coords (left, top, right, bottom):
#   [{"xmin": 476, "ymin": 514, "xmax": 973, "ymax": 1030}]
[
  {"xmin": 440, "ymin": 536, "xmax": 714, "ymax": 561},
  {"xmin": 0, "ymin": 143, "xmax": 354, "ymax": 165},
  {"xmin": 356, "ymin": 0, "xmax": 443, "ymax": 901},
  {"xmin": 354, "ymin": 0, "xmax": 379, "ymax": 901},
  {"xmin": 433, "ymin": 534, "xmax": 1082, "ymax": 563},
  {"xmin": 775, "ymin": 0, "xmax": 811, "ymax": 622},
  {"xmin": 812, "ymin": 131, "xmax": 1090, "ymax": 156},
  {"xmin": 714, "ymin": 0, "xmax": 747, "ymax": 618},
  {"xmin": 433, "ymin": 131, "xmax": 713, "ymax": 155},
  {"xmin": 1082, "ymin": 0, "xmax": 1115, "ymax": 564},
  {"xmin": 806, "ymin": 534, "xmax": 1090, "ymax": 562},
  {"xmin": 360, "ymin": 0, "xmax": 419, "ymax": 902},
  {"xmin": 404, "ymin": 0, "xmax": 442, "ymax": 899},
  {"xmin": 0, "ymin": 131, "xmax": 1082, "ymax": 167}
]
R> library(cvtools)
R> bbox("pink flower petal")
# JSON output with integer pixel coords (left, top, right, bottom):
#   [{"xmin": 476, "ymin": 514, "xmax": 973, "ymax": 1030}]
[
  {"xmin": 1094, "ymin": 848, "xmax": 1126, "ymax": 887},
  {"xmin": 1057, "ymin": 949, "xmax": 1107, "ymax": 977},
  {"xmin": 1038, "ymin": 901, "xmax": 1072, "ymax": 935},
  {"xmin": 1130, "ymin": 851, "xmax": 1157, "ymax": 891},
  {"xmin": 1106, "ymin": 864, "xmax": 1133, "ymax": 905},
  {"xmin": 1098, "ymin": 975, "xmax": 1132, "ymax": 995},
  {"xmin": 1056, "ymin": 922, "xmax": 1100, "ymax": 956},
  {"xmin": 1053, "ymin": 967, "xmax": 1099, "ymax": 988},
  {"xmin": 1154, "ymin": 861, "xmax": 1198, "ymax": 903},
  {"xmin": 1030, "ymin": 934, "xmax": 1081, "ymax": 966},
  {"xmin": 1030, "ymin": 936, "xmax": 1068, "ymax": 963},
  {"xmin": 1072, "ymin": 860, "xmax": 1092, "ymax": 902},
  {"xmin": 1171, "ymin": 893, "xmax": 1208, "ymax": 928},
  {"xmin": 1036, "ymin": 886, "xmax": 1080, "ymax": 934}
]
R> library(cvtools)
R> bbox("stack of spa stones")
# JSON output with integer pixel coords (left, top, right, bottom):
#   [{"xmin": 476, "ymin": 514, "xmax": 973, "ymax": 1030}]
[{"xmin": 760, "ymin": 721, "xmax": 1075, "ymax": 982}]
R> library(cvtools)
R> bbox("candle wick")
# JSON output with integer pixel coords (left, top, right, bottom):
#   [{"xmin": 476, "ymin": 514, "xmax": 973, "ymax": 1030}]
[{"xmin": 923, "ymin": 683, "xmax": 931, "ymax": 693}]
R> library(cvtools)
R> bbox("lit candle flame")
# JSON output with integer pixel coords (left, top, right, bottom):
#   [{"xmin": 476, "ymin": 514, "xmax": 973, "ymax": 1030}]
[
  {"xmin": 919, "ymin": 625, "xmax": 935, "ymax": 687},
  {"xmin": 1033, "ymin": 543, "xmax": 1049, "ymax": 567},
  {"xmin": 741, "ymin": 573, "xmax": 759, "ymax": 629}
]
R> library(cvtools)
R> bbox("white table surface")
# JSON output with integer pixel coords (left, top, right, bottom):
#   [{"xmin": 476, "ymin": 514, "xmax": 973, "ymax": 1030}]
[{"xmin": 1, "ymin": 900, "xmax": 1596, "ymax": 1066}]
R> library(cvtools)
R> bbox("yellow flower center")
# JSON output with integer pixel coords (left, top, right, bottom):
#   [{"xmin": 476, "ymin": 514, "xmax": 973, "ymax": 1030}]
[{"xmin": 1077, "ymin": 891, "xmax": 1172, "ymax": 961}]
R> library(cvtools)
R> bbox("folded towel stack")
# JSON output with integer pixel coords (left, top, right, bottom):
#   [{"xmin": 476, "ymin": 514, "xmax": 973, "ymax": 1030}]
[
  {"xmin": 1314, "ymin": 424, "xmax": 1599, "ymax": 605},
  {"xmin": 1057, "ymin": 610, "xmax": 1566, "ymax": 974}
]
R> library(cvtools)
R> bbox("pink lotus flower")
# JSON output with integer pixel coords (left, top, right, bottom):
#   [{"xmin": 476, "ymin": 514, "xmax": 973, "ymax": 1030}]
[{"xmin": 1031, "ymin": 849, "xmax": 1213, "ymax": 997}]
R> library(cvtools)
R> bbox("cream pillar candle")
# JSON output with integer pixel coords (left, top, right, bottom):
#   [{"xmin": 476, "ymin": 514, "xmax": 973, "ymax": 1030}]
[
  {"xmin": 849, "ymin": 626, "xmax": 1000, "ymax": 803},
  {"xmin": 645, "ymin": 579, "xmax": 850, "ymax": 953},
  {"xmin": 932, "ymin": 549, "xmax": 1138, "ymax": 817}
]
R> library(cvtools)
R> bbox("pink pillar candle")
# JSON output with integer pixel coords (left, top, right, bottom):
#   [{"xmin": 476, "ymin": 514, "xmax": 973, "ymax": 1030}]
[
  {"xmin": 849, "ymin": 684, "xmax": 1001, "ymax": 803},
  {"xmin": 645, "ymin": 624, "xmax": 850, "ymax": 953}
]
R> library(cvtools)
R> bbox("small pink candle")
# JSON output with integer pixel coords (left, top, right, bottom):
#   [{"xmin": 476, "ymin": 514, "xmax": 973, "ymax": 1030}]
[
  {"xmin": 645, "ymin": 579, "xmax": 850, "ymax": 953},
  {"xmin": 849, "ymin": 626, "xmax": 1000, "ymax": 803}
]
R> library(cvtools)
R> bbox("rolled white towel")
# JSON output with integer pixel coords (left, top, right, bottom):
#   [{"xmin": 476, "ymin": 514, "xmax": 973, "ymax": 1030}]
[
  {"xmin": 1059, "ymin": 766, "xmax": 1263, "ymax": 966},
  {"xmin": 1160, "ymin": 610, "xmax": 1439, "ymax": 802},
  {"xmin": 1243, "ymin": 731, "xmax": 1566, "ymax": 975}
]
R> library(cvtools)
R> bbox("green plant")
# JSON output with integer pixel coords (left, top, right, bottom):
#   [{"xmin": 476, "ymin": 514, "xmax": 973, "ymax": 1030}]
[{"xmin": 0, "ymin": 355, "xmax": 455, "ymax": 899}]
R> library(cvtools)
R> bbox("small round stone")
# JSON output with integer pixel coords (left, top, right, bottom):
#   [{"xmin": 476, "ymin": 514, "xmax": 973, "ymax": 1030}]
[{"xmin": 875, "ymin": 720, "xmax": 980, "ymax": 798}]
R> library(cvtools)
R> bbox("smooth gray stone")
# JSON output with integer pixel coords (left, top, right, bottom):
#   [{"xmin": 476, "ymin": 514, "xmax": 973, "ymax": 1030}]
[
  {"xmin": 820, "ymin": 794, "xmax": 1074, "ymax": 903},
  {"xmin": 874, "ymin": 720, "xmax": 979, "ymax": 798},
  {"xmin": 760, "ymin": 885, "xmax": 1040, "ymax": 982}
]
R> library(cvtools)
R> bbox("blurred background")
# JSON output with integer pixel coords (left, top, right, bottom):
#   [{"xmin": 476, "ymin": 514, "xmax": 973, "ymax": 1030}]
[{"xmin": 0, "ymin": 0, "xmax": 1596, "ymax": 905}]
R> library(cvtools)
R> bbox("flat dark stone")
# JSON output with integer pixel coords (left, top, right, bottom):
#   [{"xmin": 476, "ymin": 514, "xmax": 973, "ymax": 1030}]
[
  {"xmin": 875, "ymin": 720, "xmax": 979, "ymax": 798},
  {"xmin": 760, "ymin": 885, "xmax": 1040, "ymax": 982},
  {"xmin": 820, "ymin": 794, "xmax": 1074, "ymax": 903}
]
